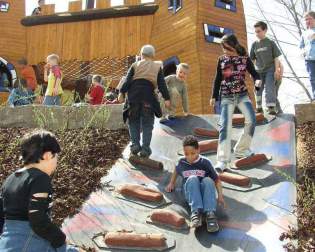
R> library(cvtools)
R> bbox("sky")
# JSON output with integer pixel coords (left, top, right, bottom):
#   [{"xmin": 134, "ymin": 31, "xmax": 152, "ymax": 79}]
[
  {"xmin": 26, "ymin": 0, "xmax": 152, "ymax": 14},
  {"xmin": 25, "ymin": 0, "xmax": 315, "ymax": 113}
]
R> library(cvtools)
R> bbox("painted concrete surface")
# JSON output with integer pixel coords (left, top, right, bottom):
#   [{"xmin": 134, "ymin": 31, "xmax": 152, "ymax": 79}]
[{"xmin": 63, "ymin": 114, "xmax": 296, "ymax": 252}]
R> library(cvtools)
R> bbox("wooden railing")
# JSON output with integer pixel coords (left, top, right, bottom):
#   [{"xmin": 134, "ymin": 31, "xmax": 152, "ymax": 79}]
[{"xmin": 36, "ymin": 0, "xmax": 155, "ymax": 16}]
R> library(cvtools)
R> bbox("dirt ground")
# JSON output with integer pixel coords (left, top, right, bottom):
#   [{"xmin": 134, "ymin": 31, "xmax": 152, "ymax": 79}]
[
  {"xmin": 281, "ymin": 122, "xmax": 315, "ymax": 251},
  {"xmin": 296, "ymin": 122, "xmax": 315, "ymax": 179},
  {"xmin": 0, "ymin": 127, "xmax": 129, "ymax": 226}
]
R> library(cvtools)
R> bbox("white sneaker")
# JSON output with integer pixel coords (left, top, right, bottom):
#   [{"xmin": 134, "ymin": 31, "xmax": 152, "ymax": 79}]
[
  {"xmin": 234, "ymin": 149, "xmax": 254, "ymax": 159},
  {"xmin": 214, "ymin": 161, "xmax": 230, "ymax": 173}
]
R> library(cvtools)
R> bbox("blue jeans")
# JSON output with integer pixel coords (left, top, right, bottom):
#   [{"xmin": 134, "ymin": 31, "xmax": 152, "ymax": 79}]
[
  {"xmin": 218, "ymin": 94, "xmax": 256, "ymax": 163},
  {"xmin": 128, "ymin": 103, "xmax": 155, "ymax": 154},
  {"xmin": 255, "ymin": 66, "xmax": 276, "ymax": 107},
  {"xmin": 43, "ymin": 95, "xmax": 61, "ymax": 106},
  {"xmin": 214, "ymin": 100, "xmax": 221, "ymax": 114},
  {"xmin": 184, "ymin": 176, "xmax": 217, "ymax": 213},
  {"xmin": 0, "ymin": 220, "xmax": 78, "ymax": 252},
  {"xmin": 306, "ymin": 60, "xmax": 315, "ymax": 100}
]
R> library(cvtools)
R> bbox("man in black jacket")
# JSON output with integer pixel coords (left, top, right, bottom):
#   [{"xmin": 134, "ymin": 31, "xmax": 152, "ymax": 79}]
[{"xmin": 119, "ymin": 45, "xmax": 171, "ymax": 158}]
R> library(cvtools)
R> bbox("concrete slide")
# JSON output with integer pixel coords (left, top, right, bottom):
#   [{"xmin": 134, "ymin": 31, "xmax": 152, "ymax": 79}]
[{"xmin": 63, "ymin": 114, "xmax": 296, "ymax": 252}]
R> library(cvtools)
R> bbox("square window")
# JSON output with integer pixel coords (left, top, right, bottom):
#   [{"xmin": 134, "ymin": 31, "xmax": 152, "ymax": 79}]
[
  {"xmin": 215, "ymin": 0, "xmax": 236, "ymax": 12},
  {"xmin": 86, "ymin": 0, "xmax": 95, "ymax": 9},
  {"xmin": 204, "ymin": 24, "xmax": 233, "ymax": 44},
  {"xmin": 0, "ymin": 1, "xmax": 9, "ymax": 12},
  {"xmin": 168, "ymin": 0, "xmax": 182, "ymax": 13}
]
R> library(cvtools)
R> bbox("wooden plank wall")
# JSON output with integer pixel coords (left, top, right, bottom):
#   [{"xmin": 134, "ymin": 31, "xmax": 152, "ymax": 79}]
[
  {"xmin": 0, "ymin": 0, "xmax": 26, "ymax": 63},
  {"xmin": 197, "ymin": 0, "xmax": 249, "ymax": 113},
  {"xmin": 26, "ymin": 4, "xmax": 154, "ymax": 64},
  {"xmin": 125, "ymin": 0, "xmax": 141, "ymax": 5},
  {"xmin": 69, "ymin": 0, "xmax": 83, "ymax": 12},
  {"xmin": 150, "ymin": 0, "xmax": 202, "ymax": 114},
  {"xmin": 24, "ymin": 0, "xmax": 248, "ymax": 114},
  {"xmin": 41, "ymin": 4, "xmax": 55, "ymax": 15}
]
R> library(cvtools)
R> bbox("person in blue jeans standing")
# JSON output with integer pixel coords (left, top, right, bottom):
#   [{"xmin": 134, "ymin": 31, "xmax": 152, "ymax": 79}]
[
  {"xmin": 118, "ymin": 45, "xmax": 171, "ymax": 158},
  {"xmin": 165, "ymin": 136, "xmax": 225, "ymax": 232},
  {"xmin": 210, "ymin": 34, "xmax": 261, "ymax": 172},
  {"xmin": 250, "ymin": 21, "xmax": 282, "ymax": 115},
  {"xmin": 300, "ymin": 11, "xmax": 315, "ymax": 101},
  {"xmin": 0, "ymin": 130, "xmax": 81, "ymax": 252}
]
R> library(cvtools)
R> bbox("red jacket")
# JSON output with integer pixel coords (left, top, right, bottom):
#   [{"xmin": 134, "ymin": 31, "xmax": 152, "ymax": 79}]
[{"xmin": 89, "ymin": 83, "xmax": 104, "ymax": 105}]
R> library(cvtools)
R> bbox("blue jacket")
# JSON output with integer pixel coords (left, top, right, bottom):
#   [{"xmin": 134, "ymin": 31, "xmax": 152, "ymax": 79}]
[
  {"xmin": 300, "ymin": 28, "xmax": 315, "ymax": 61},
  {"xmin": 8, "ymin": 88, "xmax": 34, "ymax": 107}
]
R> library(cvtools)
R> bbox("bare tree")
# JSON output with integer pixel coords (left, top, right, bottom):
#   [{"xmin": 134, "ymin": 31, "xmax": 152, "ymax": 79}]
[{"xmin": 254, "ymin": 0, "xmax": 314, "ymax": 101}]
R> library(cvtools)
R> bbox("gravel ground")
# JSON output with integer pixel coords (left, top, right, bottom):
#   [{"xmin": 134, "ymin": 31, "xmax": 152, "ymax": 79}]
[{"xmin": 281, "ymin": 122, "xmax": 315, "ymax": 251}]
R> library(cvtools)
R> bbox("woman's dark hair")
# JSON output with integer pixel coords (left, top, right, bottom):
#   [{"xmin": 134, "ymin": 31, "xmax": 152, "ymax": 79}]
[
  {"xmin": 21, "ymin": 130, "xmax": 61, "ymax": 165},
  {"xmin": 254, "ymin": 21, "xmax": 268, "ymax": 31},
  {"xmin": 183, "ymin": 135, "xmax": 199, "ymax": 149},
  {"xmin": 221, "ymin": 34, "xmax": 247, "ymax": 56}
]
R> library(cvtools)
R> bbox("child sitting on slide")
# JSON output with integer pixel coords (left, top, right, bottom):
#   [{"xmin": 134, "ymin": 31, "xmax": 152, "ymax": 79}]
[{"xmin": 165, "ymin": 136, "xmax": 226, "ymax": 232}]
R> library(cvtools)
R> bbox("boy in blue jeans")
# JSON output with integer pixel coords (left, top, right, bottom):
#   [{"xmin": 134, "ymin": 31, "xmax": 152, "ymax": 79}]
[
  {"xmin": 165, "ymin": 136, "xmax": 226, "ymax": 232},
  {"xmin": 250, "ymin": 21, "xmax": 282, "ymax": 115}
]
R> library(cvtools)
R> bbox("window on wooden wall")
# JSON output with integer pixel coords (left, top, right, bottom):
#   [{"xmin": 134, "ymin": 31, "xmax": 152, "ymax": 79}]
[
  {"xmin": 203, "ymin": 24, "xmax": 233, "ymax": 43},
  {"xmin": 163, "ymin": 56, "xmax": 180, "ymax": 77},
  {"xmin": 168, "ymin": 0, "xmax": 182, "ymax": 13},
  {"xmin": 85, "ymin": 0, "xmax": 95, "ymax": 9},
  {"xmin": 0, "ymin": 1, "xmax": 9, "ymax": 12},
  {"xmin": 215, "ymin": 0, "xmax": 236, "ymax": 12},
  {"xmin": 141, "ymin": 0, "xmax": 155, "ymax": 3}
]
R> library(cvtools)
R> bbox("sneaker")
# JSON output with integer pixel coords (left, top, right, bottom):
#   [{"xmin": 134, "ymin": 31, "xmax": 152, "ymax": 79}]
[
  {"xmin": 234, "ymin": 149, "xmax": 254, "ymax": 159},
  {"xmin": 267, "ymin": 106, "xmax": 276, "ymax": 115},
  {"xmin": 256, "ymin": 107, "xmax": 263, "ymax": 113},
  {"xmin": 214, "ymin": 161, "xmax": 230, "ymax": 173},
  {"xmin": 130, "ymin": 145, "xmax": 141, "ymax": 155},
  {"xmin": 206, "ymin": 211, "xmax": 219, "ymax": 233},
  {"xmin": 190, "ymin": 211, "xmax": 202, "ymax": 228}
]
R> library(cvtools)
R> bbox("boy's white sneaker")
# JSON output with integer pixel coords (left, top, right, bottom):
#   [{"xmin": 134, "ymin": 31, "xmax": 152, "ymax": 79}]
[
  {"xmin": 234, "ymin": 149, "xmax": 254, "ymax": 159},
  {"xmin": 214, "ymin": 161, "xmax": 230, "ymax": 173}
]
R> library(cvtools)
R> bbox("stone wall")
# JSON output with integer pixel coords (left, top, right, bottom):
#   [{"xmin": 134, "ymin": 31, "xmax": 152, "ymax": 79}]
[{"xmin": 0, "ymin": 104, "xmax": 126, "ymax": 130}]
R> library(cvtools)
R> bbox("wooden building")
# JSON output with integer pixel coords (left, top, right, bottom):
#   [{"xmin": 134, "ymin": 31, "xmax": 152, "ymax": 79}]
[{"xmin": 0, "ymin": 0, "xmax": 248, "ymax": 113}]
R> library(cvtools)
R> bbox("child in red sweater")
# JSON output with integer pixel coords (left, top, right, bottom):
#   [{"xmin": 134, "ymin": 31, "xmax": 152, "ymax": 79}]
[{"xmin": 87, "ymin": 75, "xmax": 104, "ymax": 105}]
